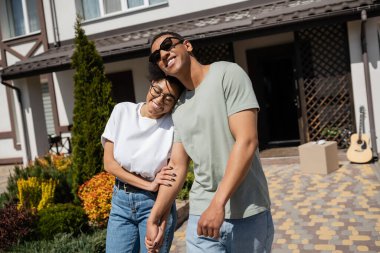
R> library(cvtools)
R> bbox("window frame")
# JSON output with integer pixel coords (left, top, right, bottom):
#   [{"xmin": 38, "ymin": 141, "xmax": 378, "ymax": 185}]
[
  {"xmin": 0, "ymin": 0, "xmax": 41, "ymax": 40},
  {"xmin": 78, "ymin": 0, "xmax": 167, "ymax": 21}
]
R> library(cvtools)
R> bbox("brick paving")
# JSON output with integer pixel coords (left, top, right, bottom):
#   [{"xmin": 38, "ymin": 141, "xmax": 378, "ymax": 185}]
[
  {"xmin": 0, "ymin": 165, "xmax": 14, "ymax": 194},
  {"xmin": 170, "ymin": 159, "xmax": 380, "ymax": 253}
]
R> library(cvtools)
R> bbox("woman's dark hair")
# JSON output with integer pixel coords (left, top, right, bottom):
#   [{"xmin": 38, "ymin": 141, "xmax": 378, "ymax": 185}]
[
  {"xmin": 148, "ymin": 61, "xmax": 185, "ymax": 94},
  {"xmin": 148, "ymin": 61, "xmax": 166, "ymax": 81}
]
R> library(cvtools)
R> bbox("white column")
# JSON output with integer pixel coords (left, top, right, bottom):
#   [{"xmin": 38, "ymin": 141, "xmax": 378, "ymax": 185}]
[{"xmin": 13, "ymin": 76, "xmax": 49, "ymax": 162}]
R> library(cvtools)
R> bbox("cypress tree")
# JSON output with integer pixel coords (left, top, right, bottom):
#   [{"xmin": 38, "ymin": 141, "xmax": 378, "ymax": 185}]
[{"xmin": 70, "ymin": 17, "xmax": 115, "ymax": 200}]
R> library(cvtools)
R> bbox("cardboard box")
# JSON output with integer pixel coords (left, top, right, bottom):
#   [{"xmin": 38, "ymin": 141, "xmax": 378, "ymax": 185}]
[{"xmin": 298, "ymin": 141, "xmax": 339, "ymax": 174}]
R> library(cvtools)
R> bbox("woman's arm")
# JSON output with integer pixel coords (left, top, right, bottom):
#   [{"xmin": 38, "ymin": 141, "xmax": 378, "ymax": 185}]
[{"xmin": 103, "ymin": 140, "xmax": 175, "ymax": 192}]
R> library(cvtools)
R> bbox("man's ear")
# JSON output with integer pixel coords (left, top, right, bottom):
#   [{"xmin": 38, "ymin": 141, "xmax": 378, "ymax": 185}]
[{"xmin": 183, "ymin": 40, "xmax": 193, "ymax": 53}]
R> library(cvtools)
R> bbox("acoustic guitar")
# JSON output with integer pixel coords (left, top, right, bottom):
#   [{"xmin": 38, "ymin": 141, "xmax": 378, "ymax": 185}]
[{"xmin": 346, "ymin": 106, "xmax": 372, "ymax": 163}]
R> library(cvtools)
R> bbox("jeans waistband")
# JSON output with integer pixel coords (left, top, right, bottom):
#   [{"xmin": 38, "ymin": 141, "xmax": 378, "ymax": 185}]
[{"xmin": 115, "ymin": 178, "xmax": 156, "ymax": 195}]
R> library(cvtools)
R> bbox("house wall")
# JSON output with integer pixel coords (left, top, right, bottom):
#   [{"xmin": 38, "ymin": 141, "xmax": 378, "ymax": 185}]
[
  {"xmin": 53, "ymin": 70, "xmax": 75, "ymax": 127},
  {"xmin": 0, "ymin": 70, "xmax": 24, "ymax": 164},
  {"xmin": 49, "ymin": 56, "xmax": 151, "ymax": 133},
  {"xmin": 0, "ymin": 85, "xmax": 11, "ymax": 132},
  {"xmin": 0, "ymin": 84, "xmax": 23, "ymax": 161},
  {"xmin": 13, "ymin": 77, "xmax": 49, "ymax": 162},
  {"xmin": 347, "ymin": 17, "xmax": 380, "ymax": 153},
  {"xmin": 2, "ymin": 0, "xmax": 379, "ymax": 166},
  {"xmin": 105, "ymin": 56, "xmax": 150, "ymax": 102},
  {"xmin": 42, "ymin": 0, "xmax": 249, "ymax": 43}
]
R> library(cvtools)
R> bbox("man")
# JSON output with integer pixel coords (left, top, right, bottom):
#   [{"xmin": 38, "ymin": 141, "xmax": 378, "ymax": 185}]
[{"xmin": 146, "ymin": 32, "xmax": 274, "ymax": 253}]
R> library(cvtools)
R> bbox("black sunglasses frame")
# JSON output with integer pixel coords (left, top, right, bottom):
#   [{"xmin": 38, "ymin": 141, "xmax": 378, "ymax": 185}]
[{"xmin": 149, "ymin": 37, "xmax": 184, "ymax": 63}]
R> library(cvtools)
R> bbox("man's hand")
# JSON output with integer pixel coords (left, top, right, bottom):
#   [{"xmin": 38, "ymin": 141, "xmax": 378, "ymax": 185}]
[
  {"xmin": 145, "ymin": 207, "xmax": 170, "ymax": 252},
  {"xmin": 145, "ymin": 219, "xmax": 162, "ymax": 252},
  {"xmin": 197, "ymin": 202, "xmax": 225, "ymax": 239}
]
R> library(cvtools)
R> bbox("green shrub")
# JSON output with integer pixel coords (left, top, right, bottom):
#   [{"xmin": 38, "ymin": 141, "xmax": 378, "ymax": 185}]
[
  {"xmin": 37, "ymin": 203, "xmax": 89, "ymax": 240},
  {"xmin": 9, "ymin": 229, "xmax": 106, "ymax": 253},
  {"xmin": 70, "ymin": 16, "xmax": 114, "ymax": 200},
  {"xmin": 0, "ymin": 204, "xmax": 37, "ymax": 251},
  {"xmin": 321, "ymin": 127, "xmax": 341, "ymax": 140},
  {"xmin": 177, "ymin": 161, "xmax": 194, "ymax": 200},
  {"xmin": 0, "ymin": 155, "xmax": 74, "ymax": 209},
  {"xmin": 0, "ymin": 166, "xmax": 29, "ymax": 208}
]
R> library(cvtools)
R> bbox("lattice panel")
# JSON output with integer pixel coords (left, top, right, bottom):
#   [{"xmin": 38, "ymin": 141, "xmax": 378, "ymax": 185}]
[
  {"xmin": 192, "ymin": 42, "xmax": 234, "ymax": 65},
  {"xmin": 297, "ymin": 24, "xmax": 355, "ymax": 148}
]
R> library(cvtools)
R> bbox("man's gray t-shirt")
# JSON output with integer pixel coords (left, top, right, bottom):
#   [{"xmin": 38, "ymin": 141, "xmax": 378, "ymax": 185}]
[{"xmin": 172, "ymin": 61, "xmax": 271, "ymax": 219}]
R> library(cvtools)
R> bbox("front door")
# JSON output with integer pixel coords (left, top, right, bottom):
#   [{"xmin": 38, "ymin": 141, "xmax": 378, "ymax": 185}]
[{"xmin": 246, "ymin": 43, "xmax": 300, "ymax": 150}]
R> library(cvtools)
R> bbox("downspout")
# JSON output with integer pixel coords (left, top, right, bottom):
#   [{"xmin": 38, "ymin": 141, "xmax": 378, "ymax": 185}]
[
  {"xmin": 1, "ymin": 80, "xmax": 32, "ymax": 164},
  {"xmin": 50, "ymin": 0, "xmax": 60, "ymax": 47},
  {"xmin": 361, "ymin": 10, "xmax": 379, "ymax": 161}
]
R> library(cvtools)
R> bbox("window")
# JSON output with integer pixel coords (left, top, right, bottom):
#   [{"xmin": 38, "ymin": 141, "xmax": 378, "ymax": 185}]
[
  {"xmin": 78, "ymin": 0, "xmax": 167, "ymax": 20},
  {"xmin": 41, "ymin": 82, "xmax": 56, "ymax": 136},
  {"xmin": 0, "ymin": 0, "xmax": 40, "ymax": 39}
]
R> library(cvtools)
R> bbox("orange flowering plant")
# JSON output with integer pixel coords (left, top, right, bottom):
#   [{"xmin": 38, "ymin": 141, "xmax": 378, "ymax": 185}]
[
  {"xmin": 78, "ymin": 171, "xmax": 115, "ymax": 227},
  {"xmin": 35, "ymin": 153, "xmax": 72, "ymax": 172}
]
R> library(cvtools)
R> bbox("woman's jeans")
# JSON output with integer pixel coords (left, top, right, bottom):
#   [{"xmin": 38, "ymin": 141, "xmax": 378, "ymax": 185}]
[
  {"xmin": 106, "ymin": 185, "xmax": 177, "ymax": 253},
  {"xmin": 186, "ymin": 210, "xmax": 274, "ymax": 253}
]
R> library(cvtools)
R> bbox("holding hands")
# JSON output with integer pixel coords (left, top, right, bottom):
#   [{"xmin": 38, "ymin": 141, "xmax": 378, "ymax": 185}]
[
  {"xmin": 145, "ymin": 218, "xmax": 166, "ymax": 253},
  {"xmin": 145, "ymin": 165, "xmax": 175, "ymax": 252}
]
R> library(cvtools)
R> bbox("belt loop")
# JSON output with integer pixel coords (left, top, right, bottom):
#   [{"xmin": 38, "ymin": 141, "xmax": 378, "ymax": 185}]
[{"xmin": 116, "ymin": 178, "xmax": 121, "ymax": 190}]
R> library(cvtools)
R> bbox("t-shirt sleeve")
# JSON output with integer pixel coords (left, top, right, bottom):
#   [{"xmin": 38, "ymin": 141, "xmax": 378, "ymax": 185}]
[
  {"xmin": 223, "ymin": 63, "xmax": 260, "ymax": 116},
  {"xmin": 101, "ymin": 104, "xmax": 119, "ymax": 147}
]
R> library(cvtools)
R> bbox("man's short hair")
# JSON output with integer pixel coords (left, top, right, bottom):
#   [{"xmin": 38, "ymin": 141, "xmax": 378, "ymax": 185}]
[{"xmin": 149, "ymin": 31, "xmax": 185, "ymax": 49}]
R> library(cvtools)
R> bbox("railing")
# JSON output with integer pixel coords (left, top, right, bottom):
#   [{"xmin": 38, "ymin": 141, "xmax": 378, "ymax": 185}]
[{"xmin": 48, "ymin": 134, "xmax": 72, "ymax": 155}]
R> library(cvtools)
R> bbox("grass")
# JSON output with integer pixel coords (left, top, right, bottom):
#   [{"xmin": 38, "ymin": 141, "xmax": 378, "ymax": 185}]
[{"xmin": 7, "ymin": 229, "xmax": 106, "ymax": 253}]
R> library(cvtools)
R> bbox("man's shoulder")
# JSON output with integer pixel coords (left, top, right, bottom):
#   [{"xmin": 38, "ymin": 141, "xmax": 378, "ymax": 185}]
[
  {"xmin": 212, "ymin": 61, "xmax": 235, "ymax": 69},
  {"xmin": 212, "ymin": 61, "xmax": 243, "ymax": 75}
]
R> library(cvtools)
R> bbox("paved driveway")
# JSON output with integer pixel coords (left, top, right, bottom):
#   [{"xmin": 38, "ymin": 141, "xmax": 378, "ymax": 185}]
[
  {"xmin": 170, "ymin": 159, "xmax": 380, "ymax": 253},
  {"xmin": 0, "ymin": 165, "xmax": 14, "ymax": 194}
]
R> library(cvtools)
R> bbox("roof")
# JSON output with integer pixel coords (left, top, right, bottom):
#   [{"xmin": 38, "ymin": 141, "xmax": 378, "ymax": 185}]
[{"xmin": 1, "ymin": 0, "xmax": 379, "ymax": 80}]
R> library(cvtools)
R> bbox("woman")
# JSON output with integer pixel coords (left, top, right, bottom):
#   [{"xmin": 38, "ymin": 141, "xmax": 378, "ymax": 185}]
[{"xmin": 102, "ymin": 71, "xmax": 184, "ymax": 253}]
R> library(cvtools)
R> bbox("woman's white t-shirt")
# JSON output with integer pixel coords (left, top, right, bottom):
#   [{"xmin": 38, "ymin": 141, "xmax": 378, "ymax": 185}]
[{"xmin": 101, "ymin": 102, "xmax": 174, "ymax": 181}]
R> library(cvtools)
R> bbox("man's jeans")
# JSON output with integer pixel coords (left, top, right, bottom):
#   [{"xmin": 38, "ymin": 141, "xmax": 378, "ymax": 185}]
[
  {"xmin": 186, "ymin": 210, "xmax": 274, "ymax": 253},
  {"xmin": 106, "ymin": 186, "xmax": 176, "ymax": 253}
]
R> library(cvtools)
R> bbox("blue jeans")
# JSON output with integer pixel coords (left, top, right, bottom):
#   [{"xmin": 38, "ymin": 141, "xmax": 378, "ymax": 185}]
[
  {"xmin": 106, "ymin": 185, "xmax": 177, "ymax": 253},
  {"xmin": 186, "ymin": 210, "xmax": 274, "ymax": 253}
]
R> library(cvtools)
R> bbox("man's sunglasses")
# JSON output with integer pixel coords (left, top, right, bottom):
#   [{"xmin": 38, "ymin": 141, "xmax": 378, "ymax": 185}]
[{"xmin": 149, "ymin": 37, "xmax": 184, "ymax": 63}]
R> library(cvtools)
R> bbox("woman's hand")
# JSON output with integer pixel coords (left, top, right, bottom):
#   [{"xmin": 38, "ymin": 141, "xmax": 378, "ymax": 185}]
[
  {"xmin": 145, "ymin": 207, "xmax": 171, "ymax": 252},
  {"xmin": 150, "ymin": 166, "xmax": 176, "ymax": 192}
]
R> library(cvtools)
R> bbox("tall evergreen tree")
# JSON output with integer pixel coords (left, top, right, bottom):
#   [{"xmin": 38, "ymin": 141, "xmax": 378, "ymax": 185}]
[{"xmin": 70, "ymin": 17, "xmax": 115, "ymax": 199}]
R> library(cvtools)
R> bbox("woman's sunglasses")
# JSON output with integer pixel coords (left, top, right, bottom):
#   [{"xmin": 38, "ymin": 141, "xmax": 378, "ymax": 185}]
[{"xmin": 149, "ymin": 37, "xmax": 184, "ymax": 63}]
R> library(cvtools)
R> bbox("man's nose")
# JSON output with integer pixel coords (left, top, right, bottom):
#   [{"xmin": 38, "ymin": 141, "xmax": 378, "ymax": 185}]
[{"xmin": 160, "ymin": 50, "xmax": 170, "ymax": 62}]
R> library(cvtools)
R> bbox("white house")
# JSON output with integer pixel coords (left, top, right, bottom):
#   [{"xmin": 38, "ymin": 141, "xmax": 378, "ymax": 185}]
[{"xmin": 1, "ymin": 0, "xmax": 379, "ymax": 166}]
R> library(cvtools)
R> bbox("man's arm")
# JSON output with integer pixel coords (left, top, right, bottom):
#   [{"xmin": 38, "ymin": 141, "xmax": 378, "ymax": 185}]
[
  {"xmin": 197, "ymin": 108, "xmax": 259, "ymax": 238},
  {"xmin": 146, "ymin": 142, "xmax": 189, "ymax": 247}
]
